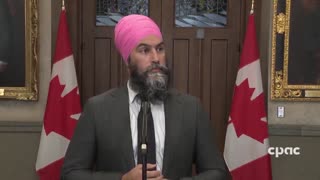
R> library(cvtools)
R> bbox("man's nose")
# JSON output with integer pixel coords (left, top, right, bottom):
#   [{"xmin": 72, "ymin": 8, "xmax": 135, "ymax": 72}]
[{"xmin": 150, "ymin": 48, "xmax": 160, "ymax": 63}]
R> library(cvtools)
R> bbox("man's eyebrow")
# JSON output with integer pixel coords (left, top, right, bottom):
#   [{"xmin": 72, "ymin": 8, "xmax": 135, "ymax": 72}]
[
  {"xmin": 136, "ymin": 43, "xmax": 150, "ymax": 48},
  {"xmin": 136, "ymin": 42, "xmax": 164, "ymax": 48},
  {"xmin": 156, "ymin": 42, "xmax": 165, "ymax": 47}
]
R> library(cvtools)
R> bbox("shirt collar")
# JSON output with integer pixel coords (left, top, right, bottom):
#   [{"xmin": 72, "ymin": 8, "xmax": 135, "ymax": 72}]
[
  {"xmin": 127, "ymin": 80, "xmax": 139, "ymax": 104},
  {"xmin": 127, "ymin": 81, "xmax": 165, "ymax": 105}
]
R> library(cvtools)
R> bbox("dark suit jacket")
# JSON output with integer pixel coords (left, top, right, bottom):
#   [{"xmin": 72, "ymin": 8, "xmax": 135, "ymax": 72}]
[{"xmin": 61, "ymin": 87, "xmax": 229, "ymax": 180}]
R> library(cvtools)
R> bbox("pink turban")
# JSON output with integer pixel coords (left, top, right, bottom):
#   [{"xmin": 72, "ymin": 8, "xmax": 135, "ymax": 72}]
[{"xmin": 114, "ymin": 14, "xmax": 163, "ymax": 64}]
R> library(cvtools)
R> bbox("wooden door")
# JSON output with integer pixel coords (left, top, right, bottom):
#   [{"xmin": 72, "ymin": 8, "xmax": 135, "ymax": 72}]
[{"xmin": 161, "ymin": 0, "xmax": 241, "ymax": 151}]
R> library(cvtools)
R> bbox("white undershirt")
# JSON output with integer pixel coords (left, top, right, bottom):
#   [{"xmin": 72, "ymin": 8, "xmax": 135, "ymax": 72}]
[{"xmin": 127, "ymin": 82, "xmax": 166, "ymax": 171}]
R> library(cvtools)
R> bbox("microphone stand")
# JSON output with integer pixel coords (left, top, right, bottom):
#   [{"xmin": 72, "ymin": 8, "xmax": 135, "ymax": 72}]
[{"xmin": 141, "ymin": 101, "xmax": 149, "ymax": 180}]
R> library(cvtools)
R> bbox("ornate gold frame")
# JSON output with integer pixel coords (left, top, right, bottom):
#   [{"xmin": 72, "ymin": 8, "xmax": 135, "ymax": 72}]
[
  {"xmin": 0, "ymin": 0, "xmax": 39, "ymax": 100},
  {"xmin": 271, "ymin": 0, "xmax": 320, "ymax": 101}
]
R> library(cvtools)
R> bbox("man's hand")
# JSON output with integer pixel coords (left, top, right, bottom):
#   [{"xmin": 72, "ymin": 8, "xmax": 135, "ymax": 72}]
[{"xmin": 121, "ymin": 164, "xmax": 166, "ymax": 180}]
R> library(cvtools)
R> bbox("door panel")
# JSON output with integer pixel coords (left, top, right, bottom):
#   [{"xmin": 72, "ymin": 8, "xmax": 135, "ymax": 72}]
[
  {"xmin": 172, "ymin": 40, "xmax": 189, "ymax": 94},
  {"xmin": 210, "ymin": 39, "xmax": 228, "ymax": 151},
  {"xmin": 162, "ymin": 0, "xmax": 241, "ymax": 151},
  {"xmin": 94, "ymin": 38, "xmax": 111, "ymax": 95}
]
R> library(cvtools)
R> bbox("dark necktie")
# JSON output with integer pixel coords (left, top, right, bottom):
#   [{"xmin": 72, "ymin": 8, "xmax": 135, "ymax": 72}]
[{"xmin": 137, "ymin": 101, "xmax": 156, "ymax": 165}]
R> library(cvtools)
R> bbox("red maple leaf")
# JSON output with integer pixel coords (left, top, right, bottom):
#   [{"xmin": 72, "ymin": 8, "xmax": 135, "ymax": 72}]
[
  {"xmin": 43, "ymin": 76, "xmax": 81, "ymax": 140},
  {"xmin": 230, "ymin": 79, "xmax": 268, "ymax": 143}
]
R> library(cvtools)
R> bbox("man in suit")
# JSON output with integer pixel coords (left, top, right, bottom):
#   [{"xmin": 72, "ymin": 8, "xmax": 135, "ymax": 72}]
[{"xmin": 61, "ymin": 14, "xmax": 229, "ymax": 180}]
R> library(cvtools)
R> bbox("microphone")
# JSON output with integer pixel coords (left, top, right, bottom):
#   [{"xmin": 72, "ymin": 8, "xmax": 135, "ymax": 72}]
[{"xmin": 141, "ymin": 100, "xmax": 149, "ymax": 180}]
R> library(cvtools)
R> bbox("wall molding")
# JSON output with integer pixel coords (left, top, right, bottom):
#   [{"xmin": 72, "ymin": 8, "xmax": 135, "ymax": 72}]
[
  {"xmin": 269, "ymin": 124, "xmax": 320, "ymax": 136},
  {"xmin": 0, "ymin": 121, "xmax": 42, "ymax": 133},
  {"xmin": 0, "ymin": 121, "xmax": 320, "ymax": 136}
]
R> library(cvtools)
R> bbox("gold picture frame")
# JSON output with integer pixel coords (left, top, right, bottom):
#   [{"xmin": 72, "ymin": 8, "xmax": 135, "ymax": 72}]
[
  {"xmin": 271, "ymin": 0, "xmax": 320, "ymax": 101},
  {"xmin": 0, "ymin": 0, "xmax": 39, "ymax": 100}
]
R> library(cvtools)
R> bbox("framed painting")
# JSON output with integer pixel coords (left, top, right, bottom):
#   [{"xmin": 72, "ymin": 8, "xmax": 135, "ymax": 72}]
[
  {"xmin": 271, "ymin": 0, "xmax": 320, "ymax": 101},
  {"xmin": 0, "ymin": 0, "xmax": 39, "ymax": 100}
]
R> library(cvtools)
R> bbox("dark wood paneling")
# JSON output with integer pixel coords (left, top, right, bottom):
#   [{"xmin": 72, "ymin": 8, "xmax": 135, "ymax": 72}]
[
  {"xmin": 188, "ymin": 39, "xmax": 201, "ymax": 98},
  {"xmin": 161, "ymin": 0, "xmax": 174, "ymax": 89},
  {"xmin": 110, "ymin": 43, "xmax": 121, "ymax": 88},
  {"xmin": 149, "ymin": 0, "xmax": 162, "ymax": 26},
  {"xmin": 94, "ymin": 38, "xmax": 111, "ymax": 95},
  {"xmin": 201, "ymin": 38, "xmax": 212, "ymax": 114},
  {"xmin": 81, "ymin": 0, "xmax": 96, "ymax": 102},
  {"xmin": 173, "ymin": 40, "xmax": 189, "ymax": 94},
  {"xmin": 210, "ymin": 40, "xmax": 228, "ymax": 151},
  {"xmin": 66, "ymin": 0, "xmax": 82, "ymax": 73}
]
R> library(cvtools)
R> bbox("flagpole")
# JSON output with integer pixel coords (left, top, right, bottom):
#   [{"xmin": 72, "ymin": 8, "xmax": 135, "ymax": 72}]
[
  {"xmin": 62, "ymin": 0, "xmax": 65, "ymax": 10},
  {"xmin": 250, "ymin": 0, "xmax": 255, "ymax": 14},
  {"xmin": 224, "ymin": 0, "xmax": 272, "ymax": 179},
  {"xmin": 36, "ymin": 0, "xmax": 82, "ymax": 178}
]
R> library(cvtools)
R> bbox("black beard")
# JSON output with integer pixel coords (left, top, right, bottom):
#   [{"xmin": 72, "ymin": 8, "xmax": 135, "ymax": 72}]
[{"xmin": 129, "ymin": 62, "xmax": 170, "ymax": 103}]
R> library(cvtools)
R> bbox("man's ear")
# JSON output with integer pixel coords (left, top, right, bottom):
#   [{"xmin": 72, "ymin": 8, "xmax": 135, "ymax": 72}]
[{"xmin": 126, "ymin": 57, "xmax": 132, "ymax": 74}]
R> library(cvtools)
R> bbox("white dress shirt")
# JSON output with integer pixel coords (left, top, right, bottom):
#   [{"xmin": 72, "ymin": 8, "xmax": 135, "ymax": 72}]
[{"xmin": 127, "ymin": 82, "xmax": 166, "ymax": 171}]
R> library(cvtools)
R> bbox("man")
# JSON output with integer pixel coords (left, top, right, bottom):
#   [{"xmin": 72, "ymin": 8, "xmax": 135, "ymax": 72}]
[{"xmin": 61, "ymin": 14, "xmax": 229, "ymax": 180}]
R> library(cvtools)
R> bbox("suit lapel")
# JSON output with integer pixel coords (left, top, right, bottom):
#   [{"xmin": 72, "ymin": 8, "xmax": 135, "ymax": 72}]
[
  {"xmin": 162, "ymin": 91, "xmax": 182, "ymax": 175},
  {"xmin": 110, "ymin": 87, "xmax": 135, "ymax": 171}
]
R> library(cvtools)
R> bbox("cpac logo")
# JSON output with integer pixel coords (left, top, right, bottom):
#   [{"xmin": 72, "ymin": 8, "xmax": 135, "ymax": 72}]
[{"xmin": 268, "ymin": 147, "xmax": 300, "ymax": 158}]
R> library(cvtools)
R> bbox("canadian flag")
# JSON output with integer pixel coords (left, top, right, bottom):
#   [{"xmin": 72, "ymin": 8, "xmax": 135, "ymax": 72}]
[
  {"xmin": 35, "ymin": 9, "xmax": 82, "ymax": 180},
  {"xmin": 223, "ymin": 13, "xmax": 272, "ymax": 180}
]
